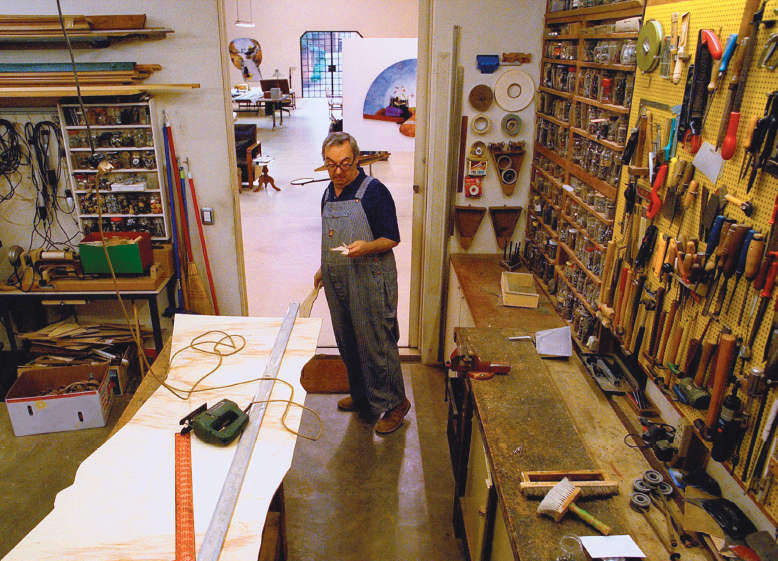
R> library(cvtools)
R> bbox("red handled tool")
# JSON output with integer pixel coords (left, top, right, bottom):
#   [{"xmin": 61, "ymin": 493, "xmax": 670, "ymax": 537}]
[{"xmin": 646, "ymin": 164, "xmax": 667, "ymax": 219}]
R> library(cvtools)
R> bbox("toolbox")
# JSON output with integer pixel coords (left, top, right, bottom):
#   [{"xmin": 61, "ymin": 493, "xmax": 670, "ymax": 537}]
[{"xmin": 79, "ymin": 232, "xmax": 153, "ymax": 274}]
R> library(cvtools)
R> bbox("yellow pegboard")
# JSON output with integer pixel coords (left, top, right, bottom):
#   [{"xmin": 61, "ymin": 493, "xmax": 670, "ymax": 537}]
[{"xmin": 613, "ymin": 0, "xmax": 778, "ymax": 522}]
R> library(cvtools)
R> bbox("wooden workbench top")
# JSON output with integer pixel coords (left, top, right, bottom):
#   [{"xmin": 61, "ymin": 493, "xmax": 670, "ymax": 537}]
[{"xmin": 451, "ymin": 254, "xmax": 710, "ymax": 560}]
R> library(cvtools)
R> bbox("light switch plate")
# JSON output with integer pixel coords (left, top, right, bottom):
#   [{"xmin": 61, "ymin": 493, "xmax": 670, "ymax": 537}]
[{"xmin": 201, "ymin": 207, "xmax": 214, "ymax": 225}]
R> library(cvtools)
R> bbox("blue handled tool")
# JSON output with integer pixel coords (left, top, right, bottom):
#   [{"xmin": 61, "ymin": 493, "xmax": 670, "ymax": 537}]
[{"xmin": 725, "ymin": 229, "xmax": 756, "ymax": 313}]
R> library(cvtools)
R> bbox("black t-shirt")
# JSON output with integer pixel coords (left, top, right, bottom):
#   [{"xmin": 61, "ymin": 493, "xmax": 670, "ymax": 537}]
[{"xmin": 321, "ymin": 168, "xmax": 401, "ymax": 243}]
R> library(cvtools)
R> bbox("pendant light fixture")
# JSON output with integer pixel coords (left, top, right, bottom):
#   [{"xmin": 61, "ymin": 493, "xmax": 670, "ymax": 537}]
[{"xmin": 235, "ymin": 0, "xmax": 255, "ymax": 28}]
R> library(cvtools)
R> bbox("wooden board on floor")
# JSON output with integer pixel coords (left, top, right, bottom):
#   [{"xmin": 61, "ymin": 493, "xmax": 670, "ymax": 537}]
[
  {"xmin": 4, "ymin": 313, "xmax": 321, "ymax": 561},
  {"xmin": 300, "ymin": 355, "xmax": 349, "ymax": 393}
]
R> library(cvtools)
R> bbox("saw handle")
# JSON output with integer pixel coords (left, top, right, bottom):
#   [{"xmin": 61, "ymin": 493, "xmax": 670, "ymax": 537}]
[{"xmin": 646, "ymin": 164, "xmax": 667, "ymax": 218}]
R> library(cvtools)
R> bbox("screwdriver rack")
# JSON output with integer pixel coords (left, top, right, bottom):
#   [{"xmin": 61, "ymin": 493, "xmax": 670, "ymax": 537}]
[{"xmin": 603, "ymin": 0, "xmax": 778, "ymax": 526}]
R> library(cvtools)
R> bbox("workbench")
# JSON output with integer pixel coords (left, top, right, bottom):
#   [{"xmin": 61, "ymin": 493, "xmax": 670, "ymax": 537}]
[
  {"xmin": 446, "ymin": 254, "xmax": 711, "ymax": 560},
  {"xmin": 0, "ymin": 273, "xmax": 173, "ymax": 354},
  {"xmin": 3, "ymin": 313, "xmax": 321, "ymax": 561}
]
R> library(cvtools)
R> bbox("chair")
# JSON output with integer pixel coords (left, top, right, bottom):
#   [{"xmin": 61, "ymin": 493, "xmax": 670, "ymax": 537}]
[{"xmin": 234, "ymin": 123, "xmax": 262, "ymax": 190}]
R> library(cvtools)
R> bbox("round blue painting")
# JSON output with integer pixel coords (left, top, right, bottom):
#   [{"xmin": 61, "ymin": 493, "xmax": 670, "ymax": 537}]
[{"xmin": 362, "ymin": 59, "xmax": 417, "ymax": 119}]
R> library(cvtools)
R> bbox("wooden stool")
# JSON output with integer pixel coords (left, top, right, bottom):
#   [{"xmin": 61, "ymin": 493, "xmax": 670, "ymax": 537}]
[{"xmin": 253, "ymin": 156, "xmax": 281, "ymax": 192}]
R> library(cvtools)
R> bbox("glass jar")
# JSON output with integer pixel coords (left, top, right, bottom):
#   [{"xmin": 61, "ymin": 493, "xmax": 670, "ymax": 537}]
[{"xmin": 600, "ymin": 77, "xmax": 614, "ymax": 104}]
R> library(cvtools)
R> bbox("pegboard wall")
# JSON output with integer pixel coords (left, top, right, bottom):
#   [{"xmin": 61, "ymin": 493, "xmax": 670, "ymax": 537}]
[{"xmin": 612, "ymin": 0, "xmax": 778, "ymax": 523}]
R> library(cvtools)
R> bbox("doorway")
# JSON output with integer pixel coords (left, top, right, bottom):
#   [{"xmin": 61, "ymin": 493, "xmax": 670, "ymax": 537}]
[{"xmin": 300, "ymin": 31, "xmax": 362, "ymax": 98}]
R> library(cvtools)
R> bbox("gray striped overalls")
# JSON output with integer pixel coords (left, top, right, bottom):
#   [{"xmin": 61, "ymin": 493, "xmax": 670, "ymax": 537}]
[{"xmin": 321, "ymin": 175, "xmax": 406, "ymax": 416}]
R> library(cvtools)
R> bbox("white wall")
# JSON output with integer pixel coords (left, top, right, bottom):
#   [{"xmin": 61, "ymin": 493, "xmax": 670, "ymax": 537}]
[
  {"xmin": 223, "ymin": 0, "xmax": 419, "ymax": 93},
  {"xmin": 0, "ymin": 0, "xmax": 244, "ymax": 336},
  {"xmin": 434, "ymin": 0, "xmax": 543, "ymax": 256},
  {"xmin": 416, "ymin": 0, "xmax": 545, "ymax": 361}
]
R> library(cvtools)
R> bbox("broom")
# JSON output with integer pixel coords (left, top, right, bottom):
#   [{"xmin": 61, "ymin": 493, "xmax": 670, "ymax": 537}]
[
  {"xmin": 178, "ymin": 165, "xmax": 213, "ymax": 315},
  {"xmin": 537, "ymin": 477, "xmax": 612, "ymax": 535},
  {"xmin": 187, "ymin": 172, "xmax": 219, "ymax": 315}
]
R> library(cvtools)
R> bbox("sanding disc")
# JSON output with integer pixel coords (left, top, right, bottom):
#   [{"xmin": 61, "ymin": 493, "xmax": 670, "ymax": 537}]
[
  {"xmin": 471, "ymin": 114, "xmax": 492, "ymax": 135},
  {"xmin": 636, "ymin": 19, "xmax": 663, "ymax": 72},
  {"xmin": 469, "ymin": 84, "xmax": 493, "ymax": 112},
  {"xmin": 494, "ymin": 69, "xmax": 534, "ymax": 112},
  {"xmin": 501, "ymin": 113, "xmax": 522, "ymax": 136}
]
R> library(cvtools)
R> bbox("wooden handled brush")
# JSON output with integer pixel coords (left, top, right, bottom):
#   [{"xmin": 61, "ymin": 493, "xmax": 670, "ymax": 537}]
[{"xmin": 537, "ymin": 477, "xmax": 612, "ymax": 535}]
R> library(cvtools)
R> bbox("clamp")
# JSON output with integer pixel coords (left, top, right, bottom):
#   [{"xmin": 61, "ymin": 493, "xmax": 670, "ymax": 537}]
[
  {"xmin": 759, "ymin": 33, "xmax": 778, "ymax": 70},
  {"xmin": 446, "ymin": 344, "xmax": 511, "ymax": 380}
]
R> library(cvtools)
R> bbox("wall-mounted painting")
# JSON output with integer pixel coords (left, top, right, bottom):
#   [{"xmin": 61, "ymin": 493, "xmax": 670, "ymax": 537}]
[
  {"xmin": 229, "ymin": 38, "xmax": 262, "ymax": 81},
  {"xmin": 362, "ymin": 58, "xmax": 417, "ymax": 138}
]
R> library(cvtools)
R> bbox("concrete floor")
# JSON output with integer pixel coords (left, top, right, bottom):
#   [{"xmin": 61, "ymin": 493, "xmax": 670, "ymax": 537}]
[
  {"xmin": 0, "ymin": 364, "xmax": 464, "ymax": 560},
  {"xmin": 238, "ymin": 98, "xmax": 415, "ymax": 348}
]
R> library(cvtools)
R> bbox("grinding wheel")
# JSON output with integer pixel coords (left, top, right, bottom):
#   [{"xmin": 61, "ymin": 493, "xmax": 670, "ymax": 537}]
[
  {"xmin": 636, "ymin": 20, "xmax": 663, "ymax": 72},
  {"xmin": 494, "ymin": 69, "xmax": 534, "ymax": 111},
  {"xmin": 469, "ymin": 84, "xmax": 493, "ymax": 112}
]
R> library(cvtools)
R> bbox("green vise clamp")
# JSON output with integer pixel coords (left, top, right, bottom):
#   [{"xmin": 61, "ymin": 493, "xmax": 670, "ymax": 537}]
[{"xmin": 180, "ymin": 399, "xmax": 249, "ymax": 446}]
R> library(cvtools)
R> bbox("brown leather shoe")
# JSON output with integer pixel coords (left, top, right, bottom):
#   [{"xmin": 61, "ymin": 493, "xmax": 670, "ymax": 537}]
[
  {"xmin": 337, "ymin": 396, "xmax": 359, "ymax": 411},
  {"xmin": 375, "ymin": 398, "xmax": 411, "ymax": 435}
]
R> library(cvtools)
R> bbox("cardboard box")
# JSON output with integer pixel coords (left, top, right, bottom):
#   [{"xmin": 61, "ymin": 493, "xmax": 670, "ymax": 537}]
[
  {"xmin": 6, "ymin": 364, "xmax": 114, "ymax": 436},
  {"xmin": 79, "ymin": 232, "xmax": 153, "ymax": 274},
  {"xmin": 152, "ymin": 243, "xmax": 174, "ymax": 279},
  {"xmin": 501, "ymin": 272, "xmax": 539, "ymax": 308},
  {"xmin": 106, "ymin": 345, "xmax": 139, "ymax": 396}
]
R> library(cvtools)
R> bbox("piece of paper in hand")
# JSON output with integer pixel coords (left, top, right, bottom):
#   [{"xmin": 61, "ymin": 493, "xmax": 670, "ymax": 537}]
[
  {"xmin": 330, "ymin": 245, "xmax": 350, "ymax": 255},
  {"xmin": 580, "ymin": 535, "xmax": 645, "ymax": 558},
  {"xmin": 693, "ymin": 141, "xmax": 725, "ymax": 184}
]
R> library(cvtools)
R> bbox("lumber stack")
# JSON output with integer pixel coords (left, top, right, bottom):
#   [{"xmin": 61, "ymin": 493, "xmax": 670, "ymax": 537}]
[
  {"xmin": 0, "ymin": 63, "xmax": 162, "ymax": 87},
  {"xmin": 0, "ymin": 14, "xmax": 171, "ymax": 44},
  {"xmin": 19, "ymin": 319, "xmax": 148, "ymax": 365}
]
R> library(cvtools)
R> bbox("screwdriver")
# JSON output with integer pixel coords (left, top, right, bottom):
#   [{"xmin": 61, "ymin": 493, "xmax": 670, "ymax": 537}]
[
  {"xmin": 743, "ymin": 252, "xmax": 777, "ymax": 327},
  {"xmin": 724, "ymin": 229, "xmax": 756, "ymax": 313},
  {"xmin": 703, "ymin": 221, "xmax": 738, "ymax": 315},
  {"xmin": 703, "ymin": 34, "xmax": 739, "ymax": 127},
  {"xmin": 745, "ymin": 253, "xmax": 778, "ymax": 356},
  {"xmin": 739, "ymin": 115, "xmax": 761, "ymax": 179},
  {"xmin": 714, "ymin": 224, "xmax": 751, "ymax": 316},
  {"xmin": 736, "ymin": 234, "xmax": 766, "ymax": 325}
]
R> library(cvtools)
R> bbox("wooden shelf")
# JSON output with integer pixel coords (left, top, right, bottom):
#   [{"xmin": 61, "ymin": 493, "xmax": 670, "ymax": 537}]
[
  {"xmin": 0, "ymin": 83, "xmax": 199, "ymax": 99},
  {"xmin": 573, "ymin": 95, "xmax": 630, "ymax": 115},
  {"xmin": 536, "ymin": 112, "xmax": 570, "ymax": 129},
  {"xmin": 543, "ymin": 34, "xmax": 580, "ymax": 40},
  {"xmin": 571, "ymin": 126, "xmax": 625, "ymax": 152},
  {"xmin": 558, "ymin": 240, "xmax": 601, "ymax": 285},
  {"xmin": 564, "ymin": 183, "xmax": 615, "ymax": 226},
  {"xmin": 535, "ymin": 144, "xmax": 570, "ymax": 171},
  {"xmin": 532, "ymin": 164, "xmax": 564, "ymax": 189},
  {"xmin": 538, "ymin": 85, "xmax": 573, "ymax": 99},
  {"xmin": 545, "ymin": 1, "xmax": 644, "ymax": 23},
  {"xmin": 525, "ymin": 234, "xmax": 557, "ymax": 266},
  {"xmin": 541, "ymin": 57, "xmax": 579, "ymax": 65},
  {"xmin": 580, "ymin": 32, "xmax": 640, "ymax": 40},
  {"xmin": 569, "ymin": 162, "xmax": 618, "ymax": 200},
  {"xmin": 74, "ymin": 189, "xmax": 160, "ymax": 194},
  {"xmin": 560, "ymin": 210, "xmax": 607, "ymax": 252},
  {"xmin": 527, "ymin": 208, "xmax": 559, "ymax": 241},
  {"xmin": 557, "ymin": 268, "xmax": 597, "ymax": 316},
  {"xmin": 64, "ymin": 124, "xmax": 152, "ymax": 130},
  {"xmin": 69, "ymin": 146, "xmax": 155, "ymax": 152},
  {"xmin": 578, "ymin": 60, "xmax": 636, "ymax": 72},
  {"xmin": 0, "ymin": 28, "xmax": 172, "ymax": 47},
  {"xmin": 78, "ymin": 213, "xmax": 163, "ymax": 218}
]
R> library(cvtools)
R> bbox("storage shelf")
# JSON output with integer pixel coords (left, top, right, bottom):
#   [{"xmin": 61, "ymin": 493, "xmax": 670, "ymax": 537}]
[
  {"xmin": 558, "ymin": 240, "xmax": 601, "ymax": 285},
  {"xmin": 580, "ymin": 32, "xmax": 640, "ymax": 40},
  {"xmin": 73, "ymin": 168, "xmax": 157, "ymax": 173},
  {"xmin": 541, "ymin": 57, "xmax": 579, "ymax": 65},
  {"xmin": 536, "ymin": 112, "xmax": 570, "ymax": 128},
  {"xmin": 64, "ymin": 124, "xmax": 152, "ymax": 130},
  {"xmin": 564, "ymin": 184, "xmax": 615, "ymax": 226},
  {"xmin": 535, "ymin": 144, "xmax": 570, "ymax": 171},
  {"xmin": 61, "ymin": 102, "xmax": 151, "ymax": 108},
  {"xmin": 78, "ymin": 214, "xmax": 164, "ymax": 218},
  {"xmin": 578, "ymin": 60, "xmax": 636, "ymax": 72},
  {"xmin": 573, "ymin": 95, "xmax": 630, "ymax": 115},
  {"xmin": 543, "ymin": 34, "xmax": 580, "ymax": 40},
  {"xmin": 74, "ymin": 189, "xmax": 160, "ymax": 194},
  {"xmin": 568, "ymin": 162, "xmax": 618, "ymax": 200},
  {"xmin": 68, "ymin": 146, "xmax": 156, "ymax": 152},
  {"xmin": 560, "ymin": 210, "xmax": 607, "ymax": 252},
  {"xmin": 556, "ymin": 268, "xmax": 597, "ymax": 316},
  {"xmin": 524, "ymin": 231, "xmax": 557, "ymax": 265},
  {"xmin": 571, "ymin": 126, "xmax": 625, "ymax": 152},
  {"xmin": 545, "ymin": 1, "xmax": 644, "ymax": 22},
  {"xmin": 527, "ymin": 208, "xmax": 559, "ymax": 241},
  {"xmin": 539, "ymin": 85, "xmax": 573, "ymax": 99},
  {"xmin": 533, "ymin": 165, "xmax": 565, "ymax": 189}
]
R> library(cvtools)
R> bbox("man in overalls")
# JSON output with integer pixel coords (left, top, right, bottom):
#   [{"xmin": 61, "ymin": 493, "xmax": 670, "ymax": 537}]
[{"xmin": 313, "ymin": 132, "xmax": 410, "ymax": 435}]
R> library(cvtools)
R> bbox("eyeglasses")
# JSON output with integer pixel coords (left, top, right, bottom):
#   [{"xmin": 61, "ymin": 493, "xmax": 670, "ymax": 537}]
[{"xmin": 324, "ymin": 160, "xmax": 353, "ymax": 172}]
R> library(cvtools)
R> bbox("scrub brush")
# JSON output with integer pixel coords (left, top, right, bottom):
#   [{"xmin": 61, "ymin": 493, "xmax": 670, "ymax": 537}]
[
  {"xmin": 520, "ymin": 469, "xmax": 619, "ymax": 499},
  {"xmin": 537, "ymin": 477, "xmax": 612, "ymax": 535}
]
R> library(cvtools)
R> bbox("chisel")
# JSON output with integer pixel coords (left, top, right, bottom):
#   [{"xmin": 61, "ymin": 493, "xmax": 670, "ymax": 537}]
[
  {"xmin": 703, "ymin": 333, "xmax": 738, "ymax": 437},
  {"xmin": 713, "ymin": 224, "xmax": 751, "ymax": 315},
  {"xmin": 724, "ymin": 230, "xmax": 757, "ymax": 314},
  {"xmin": 647, "ymin": 286, "xmax": 666, "ymax": 359}
]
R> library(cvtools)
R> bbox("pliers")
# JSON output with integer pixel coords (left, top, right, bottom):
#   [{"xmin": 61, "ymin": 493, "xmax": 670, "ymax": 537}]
[{"xmin": 758, "ymin": 33, "xmax": 778, "ymax": 71}]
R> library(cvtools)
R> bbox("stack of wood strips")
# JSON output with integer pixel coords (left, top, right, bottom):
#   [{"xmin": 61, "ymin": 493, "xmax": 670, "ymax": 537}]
[
  {"xmin": 20, "ymin": 319, "xmax": 148, "ymax": 366},
  {"xmin": 0, "ymin": 63, "xmax": 162, "ymax": 87},
  {"xmin": 0, "ymin": 14, "xmax": 149, "ymax": 35}
]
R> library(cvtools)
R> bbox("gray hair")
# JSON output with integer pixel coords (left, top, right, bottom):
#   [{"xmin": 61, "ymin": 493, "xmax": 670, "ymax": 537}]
[{"xmin": 322, "ymin": 132, "xmax": 359, "ymax": 160}]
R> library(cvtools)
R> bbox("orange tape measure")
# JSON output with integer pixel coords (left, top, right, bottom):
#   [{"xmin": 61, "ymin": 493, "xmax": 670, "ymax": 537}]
[{"xmin": 174, "ymin": 432, "xmax": 196, "ymax": 561}]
